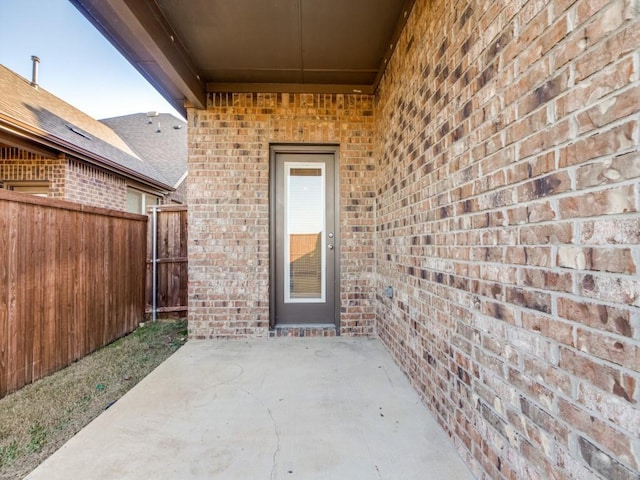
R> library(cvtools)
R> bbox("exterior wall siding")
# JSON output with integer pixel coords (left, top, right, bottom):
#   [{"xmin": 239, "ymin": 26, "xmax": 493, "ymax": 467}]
[
  {"xmin": 375, "ymin": 1, "xmax": 639, "ymax": 480},
  {"xmin": 187, "ymin": 93, "xmax": 376, "ymax": 338}
]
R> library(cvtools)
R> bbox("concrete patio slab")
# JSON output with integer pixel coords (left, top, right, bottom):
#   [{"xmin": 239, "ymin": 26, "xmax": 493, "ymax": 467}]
[{"xmin": 26, "ymin": 337, "xmax": 474, "ymax": 479}]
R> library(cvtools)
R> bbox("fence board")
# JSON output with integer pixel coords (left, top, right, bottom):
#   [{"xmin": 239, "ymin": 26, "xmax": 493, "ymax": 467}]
[
  {"xmin": 0, "ymin": 190, "xmax": 147, "ymax": 398},
  {"xmin": 146, "ymin": 206, "xmax": 188, "ymax": 317},
  {"xmin": 0, "ymin": 202, "xmax": 8, "ymax": 397}
]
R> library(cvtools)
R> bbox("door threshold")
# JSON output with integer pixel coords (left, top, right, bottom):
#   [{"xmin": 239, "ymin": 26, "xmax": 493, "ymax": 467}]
[{"xmin": 270, "ymin": 324, "xmax": 339, "ymax": 337}]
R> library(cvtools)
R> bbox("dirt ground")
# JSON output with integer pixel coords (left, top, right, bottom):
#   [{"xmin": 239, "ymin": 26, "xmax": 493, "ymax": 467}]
[{"xmin": 0, "ymin": 319, "xmax": 187, "ymax": 480}]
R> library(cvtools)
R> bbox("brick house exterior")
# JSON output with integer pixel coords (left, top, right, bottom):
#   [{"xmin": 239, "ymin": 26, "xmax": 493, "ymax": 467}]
[
  {"xmin": 185, "ymin": 3, "xmax": 640, "ymax": 479},
  {"xmin": 0, "ymin": 65, "xmax": 185, "ymax": 211},
  {"xmin": 0, "ymin": 148, "xmax": 130, "ymax": 210},
  {"xmin": 188, "ymin": 93, "xmax": 377, "ymax": 337},
  {"xmin": 74, "ymin": 0, "xmax": 640, "ymax": 479},
  {"xmin": 0, "ymin": 148, "xmax": 138, "ymax": 209}
]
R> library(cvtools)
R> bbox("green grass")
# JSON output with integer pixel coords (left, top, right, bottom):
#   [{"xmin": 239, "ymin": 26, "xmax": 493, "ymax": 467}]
[{"xmin": 0, "ymin": 319, "xmax": 187, "ymax": 480}]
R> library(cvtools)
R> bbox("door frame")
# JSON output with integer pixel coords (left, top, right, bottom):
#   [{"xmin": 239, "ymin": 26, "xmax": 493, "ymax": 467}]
[{"xmin": 269, "ymin": 144, "xmax": 341, "ymax": 331}]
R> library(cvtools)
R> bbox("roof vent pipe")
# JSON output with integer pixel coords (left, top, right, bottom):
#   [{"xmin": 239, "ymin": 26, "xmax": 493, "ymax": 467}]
[
  {"xmin": 146, "ymin": 111, "xmax": 159, "ymax": 124},
  {"xmin": 31, "ymin": 55, "xmax": 40, "ymax": 89}
]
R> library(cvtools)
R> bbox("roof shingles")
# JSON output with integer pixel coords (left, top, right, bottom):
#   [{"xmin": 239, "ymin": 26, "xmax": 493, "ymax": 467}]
[
  {"xmin": 101, "ymin": 113, "xmax": 187, "ymax": 188},
  {"xmin": 0, "ymin": 64, "xmax": 172, "ymax": 188}
]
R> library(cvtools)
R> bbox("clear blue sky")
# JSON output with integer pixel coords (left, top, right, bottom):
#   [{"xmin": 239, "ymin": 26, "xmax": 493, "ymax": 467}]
[{"xmin": 0, "ymin": 0, "xmax": 183, "ymax": 120}]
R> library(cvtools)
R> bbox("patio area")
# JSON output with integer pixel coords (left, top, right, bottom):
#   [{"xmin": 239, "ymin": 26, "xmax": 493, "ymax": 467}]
[{"xmin": 26, "ymin": 337, "xmax": 474, "ymax": 479}]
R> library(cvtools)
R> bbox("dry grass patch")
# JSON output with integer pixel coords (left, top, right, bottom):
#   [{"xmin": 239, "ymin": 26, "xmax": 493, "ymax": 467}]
[{"xmin": 0, "ymin": 319, "xmax": 187, "ymax": 480}]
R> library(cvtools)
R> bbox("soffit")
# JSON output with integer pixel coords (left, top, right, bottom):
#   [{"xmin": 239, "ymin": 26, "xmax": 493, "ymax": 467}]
[{"xmin": 71, "ymin": 0, "xmax": 414, "ymax": 114}]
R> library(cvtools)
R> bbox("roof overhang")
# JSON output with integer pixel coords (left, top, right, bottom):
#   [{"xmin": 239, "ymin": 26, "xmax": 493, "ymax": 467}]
[
  {"xmin": 0, "ymin": 113, "xmax": 173, "ymax": 192},
  {"xmin": 70, "ymin": 0, "xmax": 207, "ymax": 113},
  {"xmin": 70, "ymin": 0, "xmax": 415, "ymax": 115}
]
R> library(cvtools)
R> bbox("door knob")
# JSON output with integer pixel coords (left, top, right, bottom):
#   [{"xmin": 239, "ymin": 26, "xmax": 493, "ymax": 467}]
[{"xmin": 328, "ymin": 244, "xmax": 334, "ymax": 250}]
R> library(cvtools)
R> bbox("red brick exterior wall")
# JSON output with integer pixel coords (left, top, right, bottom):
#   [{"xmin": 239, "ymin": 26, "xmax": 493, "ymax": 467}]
[
  {"xmin": 0, "ymin": 147, "xmax": 66, "ymax": 198},
  {"xmin": 187, "ymin": 93, "xmax": 376, "ymax": 338},
  {"xmin": 375, "ymin": 1, "xmax": 639, "ymax": 479},
  {"xmin": 65, "ymin": 159, "xmax": 127, "ymax": 210},
  {"xmin": 167, "ymin": 177, "xmax": 187, "ymax": 204},
  {"xmin": 1, "ymin": 148, "xmax": 135, "ymax": 211}
]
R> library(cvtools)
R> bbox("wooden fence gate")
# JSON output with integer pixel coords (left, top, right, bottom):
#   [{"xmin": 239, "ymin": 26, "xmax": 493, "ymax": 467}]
[{"xmin": 146, "ymin": 205, "xmax": 188, "ymax": 318}]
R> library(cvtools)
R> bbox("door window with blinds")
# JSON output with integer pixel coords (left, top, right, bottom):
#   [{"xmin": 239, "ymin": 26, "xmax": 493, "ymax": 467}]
[{"xmin": 284, "ymin": 163, "xmax": 326, "ymax": 303}]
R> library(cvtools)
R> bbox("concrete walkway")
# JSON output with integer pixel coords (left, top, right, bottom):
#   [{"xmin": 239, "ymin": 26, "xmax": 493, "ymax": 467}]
[{"xmin": 27, "ymin": 338, "xmax": 474, "ymax": 479}]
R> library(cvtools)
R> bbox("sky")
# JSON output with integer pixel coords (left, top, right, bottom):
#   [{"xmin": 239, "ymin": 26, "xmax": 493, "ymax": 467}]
[{"xmin": 0, "ymin": 0, "xmax": 184, "ymax": 120}]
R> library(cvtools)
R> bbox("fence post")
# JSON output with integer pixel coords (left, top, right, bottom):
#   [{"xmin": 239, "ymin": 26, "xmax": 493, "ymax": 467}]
[{"xmin": 152, "ymin": 205, "xmax": 158, "ymax": 323}]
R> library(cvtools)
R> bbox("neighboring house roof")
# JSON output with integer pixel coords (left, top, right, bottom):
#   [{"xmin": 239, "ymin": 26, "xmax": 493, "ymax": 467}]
[
  {"xmin": 0, "ymin": 64, "xmax": 172, "ymax": 190},
  {"xmin": 100, "ymin": 113, "xmax": 187, "ymax": 189}
]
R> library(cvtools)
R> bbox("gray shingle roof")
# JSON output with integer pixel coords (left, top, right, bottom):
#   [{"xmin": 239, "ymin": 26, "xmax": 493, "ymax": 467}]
[
  {"xmin": 0, "ymin": 64, "xmax": 172, "ymax": 188},
  {"xmin": 100, "ymin": 113, "xmax": 187, "ymax": 188}
]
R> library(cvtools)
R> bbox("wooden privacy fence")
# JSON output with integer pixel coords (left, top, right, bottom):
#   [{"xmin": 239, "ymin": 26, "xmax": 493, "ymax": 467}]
[
  {"xmin": 146, "ymin": 205, "xmax": 188, "ymax": 318},
  {"xmin": 0, "ymin": 190, "xmax": 147, "ymax": 398}
]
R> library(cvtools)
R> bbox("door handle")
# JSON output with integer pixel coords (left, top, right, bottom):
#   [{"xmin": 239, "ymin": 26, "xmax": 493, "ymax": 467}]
[{"xmin": 328, "ymin": 244, "xmax": 334, "ymax": 250}]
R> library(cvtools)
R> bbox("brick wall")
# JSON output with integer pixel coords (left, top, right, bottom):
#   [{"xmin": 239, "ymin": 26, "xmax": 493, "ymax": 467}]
[
  {"xmin": 0, "ymin": 147, "xmax": 66, "ymax": 197},
  {"xmin": 65, "ymin": 159, "xmax": 127, "ymax": 210},
  {"xmin": 0, "ymin": 148, "xmax": 129, "ymax": 210},
  {"xmin": 187, "ymin": 93, "xmax": 375, "ymax": 338},
  {"xmin": 375, "ymin": 1, "xmax": 639, "ymax": 479},
  {"xmin": 167, "ymin": 177, "xmax": 187, "ymax": 205}
]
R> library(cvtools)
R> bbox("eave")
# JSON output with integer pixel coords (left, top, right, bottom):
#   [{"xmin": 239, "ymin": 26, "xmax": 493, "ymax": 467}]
[
  {"xmin": 70, "ymin": 0, "xmax": 416, "ymax": 113},
  {"xmin": 0, "ymin": 114, "xmax": 174, "ymax": 192},
  {"xmin": 70, "ymin": 0, "xmax": 207, "ymax": 115}
]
